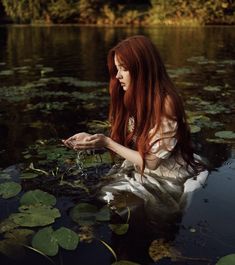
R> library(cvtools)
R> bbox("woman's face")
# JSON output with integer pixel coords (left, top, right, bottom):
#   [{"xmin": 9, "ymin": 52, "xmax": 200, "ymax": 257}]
[{"xmin": 114, "ymin": 54, "xmax": 131, "ymax": 91}]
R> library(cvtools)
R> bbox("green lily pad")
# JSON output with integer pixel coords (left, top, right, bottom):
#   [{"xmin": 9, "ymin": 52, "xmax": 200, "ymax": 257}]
[
  {"xmin": 109, "ymin": 224, "xmax": 129, "ymax": 235},
  {"xmin": 32, "ymin": 226, "xmax": 79, "ymax": 256},
  {"xmin": 215, "ymin": 131, "xmax": 235, "ymax": 139},
  {"xmin": 0, "ymin": 70, "xmax": 14, "ymax": 76},
  {"xmin": 20, "ymin": 189, "xmax": 56, "ymax": 206},
  {"xmin": 203, "ymin": 86, "xmax": 221, "ymax": 92},
  {"xmin": 0, "ymin": 172, "xmax": 11, "ymax": 180},
  {"xmin": 20, "ymin": 172, "xmax": 40, "ymax": 179},
  {"xmin": 5, "ymin": 229, "xmax": 34, "ymax": 243},
  {"xmin": 32, "ymin": 227, "xmax": 58, "ymax": 256},
  {"xmin": 53, "ymin": 227, "xmax": 79, "ymax": 250},
  {"xmin": 0, "ymin": 182, "xmax": 21, "ymax": 199},
  {"xmin": 0, "ymin": 218, "xmax": 19, "ymax": 233},
  {"xmin": 190, "ymin": 125, "xmax": 201, "ymax": 133},
  {"xmin": 216, "ymin": 254, "xmax": 235, "ymax": 265},
  {"xmin": 10, "ymin": 205, "xmax": 60, "ymax": 227},
  {"xmin": 206, "ymin": 138, "xmax": 235, "ymax": 144}
]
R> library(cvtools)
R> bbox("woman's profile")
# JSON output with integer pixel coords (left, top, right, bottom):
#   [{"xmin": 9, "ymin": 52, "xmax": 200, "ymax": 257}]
[{"xmin": 63, "ymin": 35, "xmax": 208, "ymax": 225}]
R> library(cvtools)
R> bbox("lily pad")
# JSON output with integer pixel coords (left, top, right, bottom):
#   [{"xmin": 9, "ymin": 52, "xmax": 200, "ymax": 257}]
[
  {"xmin": 70, "ymin": 203, "xmax": 98, "ymax": 225},
  {"xmin": 0, "ymin": 182, "xmax": 21, "ymax": 199},
  {"xmin": 203, "ymin": 86, "xmax": 221, "ymax": 92},
  {"xmin": 70, "ymin": 203, "xmax": 110, "ymax": 225},
  {"xmin": 32, "ymin": 227, "xmax": 58, "ymax": 256},
  {"xmin": 0, "ymin": 70, "xmax": 14, "ymax": 76},
  {"xmin": 109, "ymin": 224, "xmax": 129, "ymax": 235},
  {"xmin": 20, "ymin": 189, "xmax": 56, "ymax": 206},
  {"xmin": 215, "ymin": 131, "xmax": 235, "ymax": 139},
  {"xmin": 53, "ymin": 227, "xmax": 79, "ymax": 250},
  {"xmin": 10, "ymin": 205, "xmax": 60, "ymax": 227},
  {"xmin": 20, "ymin": 172, "xmax": 40, "ymax": 179},
  {"xmin": 216, "ymin": 254, "xmax": 235, "ymax": 265},
  {"xmin": 32, "ymin": 226, "xmax": 79, "ymax": 256},
  {"xmin": 189, "ymin": 125, "xmax": 201, "ymax": 133}
]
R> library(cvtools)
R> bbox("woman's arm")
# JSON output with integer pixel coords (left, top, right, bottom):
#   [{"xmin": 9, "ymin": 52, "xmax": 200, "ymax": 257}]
[{"xmin": 64, "ymin": 133, "xmax": 161, "ymax": 170}]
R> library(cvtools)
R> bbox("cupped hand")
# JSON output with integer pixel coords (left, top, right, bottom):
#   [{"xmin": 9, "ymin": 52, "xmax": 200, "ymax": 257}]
[
  {"xmin": 62, "ymin": 133, "xmax": 108, "ymax": 150},
  {"xmin": 62, "ymin": 132, "xmax": 92, "ymax": 149}
]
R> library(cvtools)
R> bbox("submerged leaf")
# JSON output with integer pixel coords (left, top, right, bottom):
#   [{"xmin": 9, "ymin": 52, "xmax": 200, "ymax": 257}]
[{"xmin": 70, "ymin": 203, "xmax": 97, "ymax": 225}]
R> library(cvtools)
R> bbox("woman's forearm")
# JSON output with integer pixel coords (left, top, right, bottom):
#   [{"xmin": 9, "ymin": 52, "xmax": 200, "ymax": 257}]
[
  {"xmin": 106, "ymin": 137, "xmax": 143, "ymax": 169},
  {"xmin": 105, "ymin": 137, "xmax": 161, "ymax": 170}
]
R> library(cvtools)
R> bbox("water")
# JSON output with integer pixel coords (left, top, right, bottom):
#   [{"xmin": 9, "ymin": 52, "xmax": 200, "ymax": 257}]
[{"xmin": 0, "ymin": 25, "xmax": 235, "ymax": 265}]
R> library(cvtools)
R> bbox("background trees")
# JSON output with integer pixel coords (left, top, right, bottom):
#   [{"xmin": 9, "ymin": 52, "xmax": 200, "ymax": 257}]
[{"xmin": 0, "ymin": 0, "xmax": 234, "ymax": 25}]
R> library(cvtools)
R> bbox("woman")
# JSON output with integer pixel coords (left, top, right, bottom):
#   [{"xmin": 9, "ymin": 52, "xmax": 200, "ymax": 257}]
[{"xmin": 63, "ymin": 35, "xmax": 208, "ymax": 223}]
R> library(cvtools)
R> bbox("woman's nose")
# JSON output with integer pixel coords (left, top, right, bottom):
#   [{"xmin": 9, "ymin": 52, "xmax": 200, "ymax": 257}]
[{"xmin": 116, "ymin": 70, "xmax": 122, "ymax": 79}]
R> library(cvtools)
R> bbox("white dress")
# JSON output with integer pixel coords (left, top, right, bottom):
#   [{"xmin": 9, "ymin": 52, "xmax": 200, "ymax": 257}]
[{"xmin": 99, "ymin": 117, "xmax": 208, "ymax": 223}]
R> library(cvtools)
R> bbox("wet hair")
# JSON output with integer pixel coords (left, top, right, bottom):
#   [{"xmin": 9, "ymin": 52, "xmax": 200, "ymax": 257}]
[{"xmin": 107, "ymin": 35, "xmax": 205, "ymax": 174}]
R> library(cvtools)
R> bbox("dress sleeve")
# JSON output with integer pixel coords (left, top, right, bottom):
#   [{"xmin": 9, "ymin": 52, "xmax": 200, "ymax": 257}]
[{"xmin": 149, "ymin": 118, "xmax": 178, "ymax": 159}]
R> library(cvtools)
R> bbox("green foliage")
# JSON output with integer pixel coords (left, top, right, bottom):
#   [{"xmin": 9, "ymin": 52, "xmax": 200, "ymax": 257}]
[
  {"xmin": 0, "ymin": 182, "xmax": 21, "ymax": 199},
  {"xmin": 2, "ymin": 0, "xmax": 234, "ymax": 25},
  {"xmin": 216, "ymin": 254, "xmax": 235, "ymax": 265},
  {"xmin": 32, "ymin": 226, "xmax": 79, "ymax": 256},
  {"xmin": 20, "ymin": 189, "xmax": 56, "ymax": 206}
]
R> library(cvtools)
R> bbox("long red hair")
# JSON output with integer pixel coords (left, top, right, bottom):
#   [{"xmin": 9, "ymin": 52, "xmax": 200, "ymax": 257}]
[{"xmin": 107, "ymin": 35, "xmax": 204, "ymax": 174}]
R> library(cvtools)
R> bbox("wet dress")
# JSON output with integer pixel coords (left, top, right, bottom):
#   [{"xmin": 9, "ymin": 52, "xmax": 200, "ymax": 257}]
[{"xmin": 99, "ymin": 117, "xmax": 208, "ymax": 224}]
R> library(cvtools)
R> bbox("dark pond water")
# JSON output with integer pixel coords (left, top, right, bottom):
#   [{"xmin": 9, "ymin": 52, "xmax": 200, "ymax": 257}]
[{"xmin": 0, "ymin": 25, "xmax": 235, "ymax": 265}]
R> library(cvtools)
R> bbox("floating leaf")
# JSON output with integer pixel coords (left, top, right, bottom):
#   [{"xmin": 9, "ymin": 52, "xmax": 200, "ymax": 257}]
[
  {"xmin": 0, "ymin": 238, "xmax": 25, "ymax": 259},
  {"xmin": 215, "ymin": 131, "xmax": 235, "ymax": 139},
  {"xmin": 109, "ymin": 224, "xmax": 129, "ymax": 235},
  {"xmin": 20, "ymin": 189, "xmax": 56, "ymax": 206},
  {"xmin": 20, "ymin": 172, "xmax": 40, "ymax": 179},
  {"xmin": 0, "ymin": 218, "xmax": 19, "ymax": 233},
  {"xmin": 0, "ymin": 182, "xmax": 21, "ymax": 199},
  {"xmin": 148, "ymin": 239, "xmax": 181, "ymax": 262},
  {"xmin": 10, "ymin": 205, "xmax": 60, "ymax": 227},
  {"xmin": 0, "ymin": 70, "xmax": 14, "ymax": 76},
  {"xmin": 0, "ymin": 172, "xmax": 11, "ymax": 180},
  {"xmin": 203, "ymin": 86, "xmax": 221, "ymax": 92},
  {"xmin": 32, "ymin": 227, "xmax": 58, "ymax": 256},
  {"xmin": 53, "ymin": 227, "xmax": 79, "ymax": 250},
  {"xmin": 4, "ymin": 229, "xmax": 34, "ymax": 244},
  {"xmin": 190, "ymin": 125, "xmax": 201, "ymax": 133},
  {"xmin": 216, "ymin": 254, "xmax": 235, "ymax": 265}
]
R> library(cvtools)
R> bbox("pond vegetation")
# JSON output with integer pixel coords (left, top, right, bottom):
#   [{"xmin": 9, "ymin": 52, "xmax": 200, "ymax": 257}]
[{"xmin": 0, "ymin": 26, "xmax": 235, "ymax": 265}]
